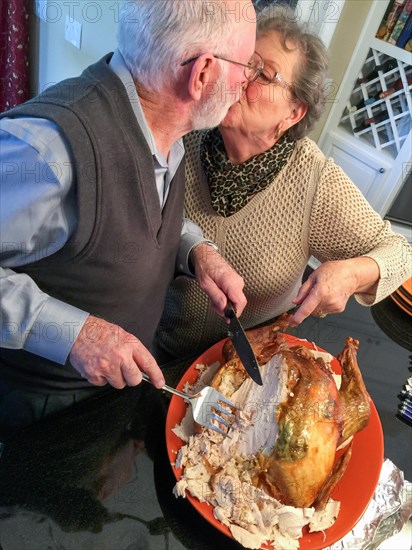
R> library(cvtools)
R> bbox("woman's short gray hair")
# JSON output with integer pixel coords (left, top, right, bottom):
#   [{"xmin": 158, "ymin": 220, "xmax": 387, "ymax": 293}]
[
  {"xmin": 257, "ymin": 5, "xmax": 329, "ymax": 140},
  {"xmin": 117, "ymin": 0, "xmax": 240, "ymax": 91}
]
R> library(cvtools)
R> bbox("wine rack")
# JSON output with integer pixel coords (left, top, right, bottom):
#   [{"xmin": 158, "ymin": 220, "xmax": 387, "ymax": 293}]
[{"xmin": 339, "ymin": 47, "xmax": 412, "ymax": 158}]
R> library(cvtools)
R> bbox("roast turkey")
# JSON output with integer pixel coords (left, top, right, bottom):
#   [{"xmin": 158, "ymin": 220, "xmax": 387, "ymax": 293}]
[
  {"xmin": 213, "ymin": 322, "xmax": 371, "ymax": 509},
  {"xmin": 173, "ymin": 320, "xmax": 371, "ymax": 548}
]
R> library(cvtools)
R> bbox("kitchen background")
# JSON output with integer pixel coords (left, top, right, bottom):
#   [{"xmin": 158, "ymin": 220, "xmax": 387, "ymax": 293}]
[
  {"xmin": 1, "ymin": 2, "xmax": 411, "ymax": 547},
  {"xmin": 27, "ymin": 0, "xmax": 411, "ymax": 242}
]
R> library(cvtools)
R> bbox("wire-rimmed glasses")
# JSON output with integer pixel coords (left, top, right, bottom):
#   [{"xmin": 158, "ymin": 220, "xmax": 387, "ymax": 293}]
[
  {"xmin": 180, "ymin": 51, "xmax": 265, "ymax": 83},
  {"xmin": 255, "ymin": 67, "xmax": 293, "ymax": 92}
]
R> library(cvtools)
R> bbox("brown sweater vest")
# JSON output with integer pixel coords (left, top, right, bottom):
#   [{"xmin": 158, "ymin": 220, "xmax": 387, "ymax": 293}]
[{"xmin": 0, "ymin": 54, "xmax": 185, "ymax": 390}]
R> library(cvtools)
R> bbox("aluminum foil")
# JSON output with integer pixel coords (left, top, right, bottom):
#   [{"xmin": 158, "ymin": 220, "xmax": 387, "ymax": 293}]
[{"xmin": 327, "ymin": 459, "xmax": 412, "ymax": 549}]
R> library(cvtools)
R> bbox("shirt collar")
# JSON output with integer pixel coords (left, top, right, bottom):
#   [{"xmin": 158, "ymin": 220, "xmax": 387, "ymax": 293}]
[{"xmin": 108, "ymin": 49, "xmax": 184, "ymax": 167}]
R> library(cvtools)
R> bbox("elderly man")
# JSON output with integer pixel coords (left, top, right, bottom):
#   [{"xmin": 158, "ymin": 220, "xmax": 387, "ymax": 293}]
[{"xmin": 0, "ymin": 0, "xmax": 258, "ymax": 400}]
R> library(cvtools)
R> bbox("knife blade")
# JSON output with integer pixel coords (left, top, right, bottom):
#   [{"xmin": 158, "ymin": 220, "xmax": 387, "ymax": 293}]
[{"xmin": 224, "ymin": 303, "xmax": 263, "ymax": 386}]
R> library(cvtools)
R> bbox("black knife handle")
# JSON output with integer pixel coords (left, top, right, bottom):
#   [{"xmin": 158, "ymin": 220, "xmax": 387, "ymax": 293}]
[{"xmin": 224, "ymin": 302, "xmax": 236, "ymax": 319}]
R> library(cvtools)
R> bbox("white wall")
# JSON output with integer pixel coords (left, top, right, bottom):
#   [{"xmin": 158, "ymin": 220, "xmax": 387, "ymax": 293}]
[{"xmin": 35, "ymin": 1, "xmax": 118, "ymax": 94}]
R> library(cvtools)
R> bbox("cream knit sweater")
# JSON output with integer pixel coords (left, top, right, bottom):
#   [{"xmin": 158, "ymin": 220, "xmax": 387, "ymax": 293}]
[{"xmin": 155, "ymin": 133, "xmax": 412, "ymax": 359}]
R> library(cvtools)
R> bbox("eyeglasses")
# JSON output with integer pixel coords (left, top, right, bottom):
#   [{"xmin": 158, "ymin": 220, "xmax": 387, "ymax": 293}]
[
  {"xmin": 180, "ymin": 51, "xmax": 265, "ymax": 83},
  {"xmin": 255, "ymin": 68, "xmax": 292, "ymax": 92}
]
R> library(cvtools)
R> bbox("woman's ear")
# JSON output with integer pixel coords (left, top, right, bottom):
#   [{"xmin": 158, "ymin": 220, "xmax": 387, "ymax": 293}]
[
  {"xmin": 287, "ymin": 100, "xmax": 308, "ymax": 128},
  {"xmin": 187, "ymin": 53, "xmax": 216, "ymax": 101}
]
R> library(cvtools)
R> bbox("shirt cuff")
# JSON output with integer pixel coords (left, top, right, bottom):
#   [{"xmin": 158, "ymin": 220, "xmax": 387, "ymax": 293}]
[
  {"xmin": 177, "ymin": 233, "xmax": 206, "ymax": 275},
  {"xmin": 23, "ymin": 297, "xmax": 89, "ymax": 365}
]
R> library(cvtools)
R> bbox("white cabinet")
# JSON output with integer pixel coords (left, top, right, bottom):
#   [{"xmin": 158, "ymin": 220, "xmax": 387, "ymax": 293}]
[
  {"xmin": 326, "ymin": 127, "xmax": 392, "ymax": 198},
  {"xmin": 318, "ymin": 1, "xmax": 412, "ymax": 217}
]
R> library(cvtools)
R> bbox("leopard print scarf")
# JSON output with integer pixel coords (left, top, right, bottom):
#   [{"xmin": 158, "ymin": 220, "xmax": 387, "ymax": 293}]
[{"xmin": 200, "ymin": 128, "xmax": 295, "ymax": 217}]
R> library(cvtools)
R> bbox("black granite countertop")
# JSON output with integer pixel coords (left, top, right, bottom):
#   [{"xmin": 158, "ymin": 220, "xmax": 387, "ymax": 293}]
[{"xmin": 0, "ymin": 380, "xmax": 245, "ymax": 549}]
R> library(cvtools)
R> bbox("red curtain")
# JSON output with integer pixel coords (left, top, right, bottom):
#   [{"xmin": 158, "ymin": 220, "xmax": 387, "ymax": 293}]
[{"xmin": 0, "ymin": 0, "xmax": 30, "ymax": 113}]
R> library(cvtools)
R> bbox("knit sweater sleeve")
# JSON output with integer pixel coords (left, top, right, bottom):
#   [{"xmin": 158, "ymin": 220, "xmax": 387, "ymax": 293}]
[{"xmin": 308, "ymin": 156, "xmax": 412, "ymax": 305}]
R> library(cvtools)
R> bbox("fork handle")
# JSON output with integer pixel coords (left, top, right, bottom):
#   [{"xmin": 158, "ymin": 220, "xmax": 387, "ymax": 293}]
[{"xmin": 141, "ymin": 373, "xmax": 189, "ymax": 401}]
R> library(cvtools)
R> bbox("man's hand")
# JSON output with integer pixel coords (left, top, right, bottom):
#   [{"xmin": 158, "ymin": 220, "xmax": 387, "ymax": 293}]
[
  {"xmin": 191, "ymin": 243, "xmax": 247, "ymax": 317},
  {"xmin": 69, "ymin": 316, "xmax": 165, "ymax": 389}
]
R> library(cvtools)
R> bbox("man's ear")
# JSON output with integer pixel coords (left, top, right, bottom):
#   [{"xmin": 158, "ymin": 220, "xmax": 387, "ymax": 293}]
[{"xmin": 187, "ymin": 53, "xmax": 216, "ymax": 101}]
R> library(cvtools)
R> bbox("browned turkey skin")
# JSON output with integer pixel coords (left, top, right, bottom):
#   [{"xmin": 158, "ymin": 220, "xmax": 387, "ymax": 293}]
[{"xmin": 211, "ymin": 321, "xmax": 371, "ymax": 510}]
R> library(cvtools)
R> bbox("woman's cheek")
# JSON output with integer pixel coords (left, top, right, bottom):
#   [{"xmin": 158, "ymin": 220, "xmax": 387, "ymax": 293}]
[{"xmin": 246, "ymin": 82, "xmax": 263, "ymax": 104}]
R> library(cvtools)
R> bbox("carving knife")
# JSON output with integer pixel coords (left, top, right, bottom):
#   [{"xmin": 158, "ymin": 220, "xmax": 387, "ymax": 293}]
[{"xmin": 224, "ymin": 303, "xmax": 263, "ymax": 386}]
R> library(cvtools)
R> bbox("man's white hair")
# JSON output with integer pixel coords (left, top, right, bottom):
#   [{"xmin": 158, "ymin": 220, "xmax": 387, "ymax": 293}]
[{"xmin": 117, "ymin": 0, "xmax": 241, "ymax": 91}]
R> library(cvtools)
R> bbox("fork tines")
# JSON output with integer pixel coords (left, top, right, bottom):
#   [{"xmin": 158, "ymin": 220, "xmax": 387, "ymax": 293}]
[
  {"xmin": 208, "ymin": 421, "xmax": 233, "ymax": 438},
  {"xmin": 216, "ymin": 392, "xmax": 240, "ymax": 411},
  {"xmin": 206, "ymin": 390, "xmax": 239, "ymax": 438}
]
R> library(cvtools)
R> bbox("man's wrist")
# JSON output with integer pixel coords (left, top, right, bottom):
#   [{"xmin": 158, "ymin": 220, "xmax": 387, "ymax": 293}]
[{"xmin": 188, "ymin": 240, "xmax": 219, "ymax": 274}]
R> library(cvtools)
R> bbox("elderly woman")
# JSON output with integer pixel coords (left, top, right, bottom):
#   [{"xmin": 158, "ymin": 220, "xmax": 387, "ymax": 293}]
[{"xmin": 154, "ymin": 6, "xmax": 412, "ymax": 361}]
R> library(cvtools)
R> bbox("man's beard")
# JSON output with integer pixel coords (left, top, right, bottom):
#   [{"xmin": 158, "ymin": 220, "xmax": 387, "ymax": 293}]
[{"xmin": 191, "ymin": 65, "xmax": 242, "ymax": 130}]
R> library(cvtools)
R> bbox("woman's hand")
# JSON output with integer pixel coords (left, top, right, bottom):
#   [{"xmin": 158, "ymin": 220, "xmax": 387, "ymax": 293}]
[
  {"xmin": 69, "ymin": 316, "xmax": 165, "ymax": 389},
  {"xmin": 191, "ymin": 243, "xmax": 247, "ymax": 318},
  {"xmin": 289, "ymin": 257, "xmax": 380, "ymax": 325}
]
